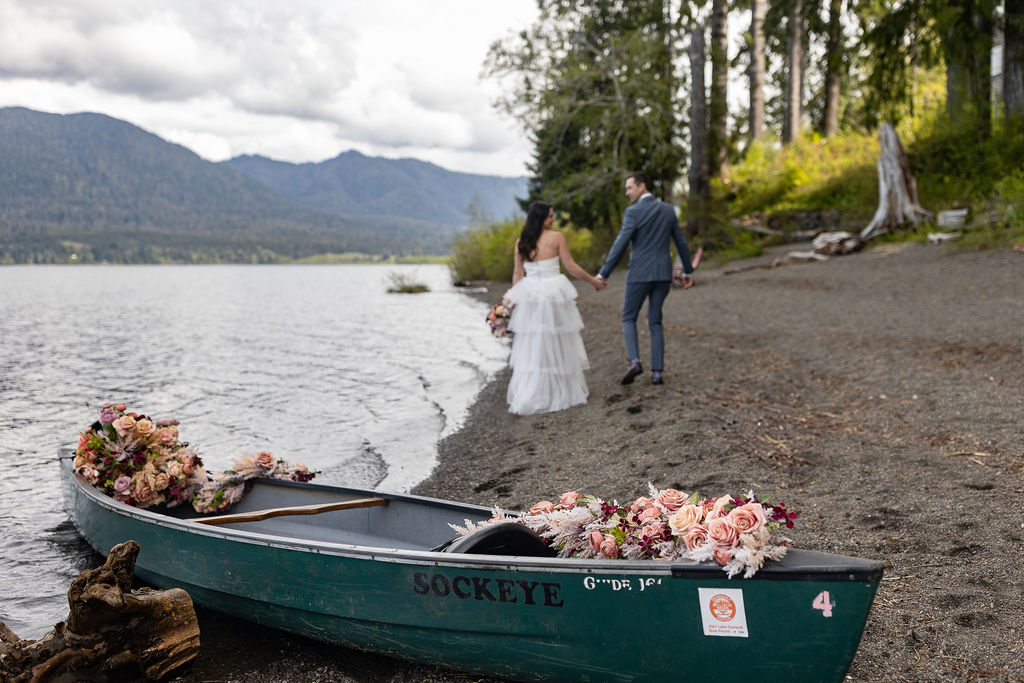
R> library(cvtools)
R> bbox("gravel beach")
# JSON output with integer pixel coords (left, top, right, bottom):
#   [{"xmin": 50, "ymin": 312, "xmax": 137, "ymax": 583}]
[{"xmin": 170, "ymin": 241, "xmax": 1023, "ymax": 682}]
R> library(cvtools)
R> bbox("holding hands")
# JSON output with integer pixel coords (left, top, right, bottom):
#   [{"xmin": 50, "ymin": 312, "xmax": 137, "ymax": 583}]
[{"xmin": 591, "ymin": 275, "xmax": 608, "ymax": 292}]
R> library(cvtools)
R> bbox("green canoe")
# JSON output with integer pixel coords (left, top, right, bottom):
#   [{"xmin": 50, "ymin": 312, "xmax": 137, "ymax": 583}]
[{"xmin": 59, "ymin": 452, "xmax": 882, "ymax": 682}]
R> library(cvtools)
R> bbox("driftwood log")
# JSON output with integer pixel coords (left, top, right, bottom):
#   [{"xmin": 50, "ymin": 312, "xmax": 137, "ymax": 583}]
[
  {"xmin": 860, "ymin": 122, "xmax": 933, "ymax": 240},
  {"xmin": 0, "ymin": 541, "xmax": 200, "ymax": 682}
]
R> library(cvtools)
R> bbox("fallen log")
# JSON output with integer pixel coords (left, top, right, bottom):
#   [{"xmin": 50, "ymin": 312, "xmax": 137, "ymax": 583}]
[{"xmin": 0, "ymin": 540, "xmax": 200, "ymax": 682}]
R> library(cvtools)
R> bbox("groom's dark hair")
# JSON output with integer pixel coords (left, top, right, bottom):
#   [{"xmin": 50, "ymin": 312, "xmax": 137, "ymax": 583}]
[{"xmin": 627, "ymin": 172, "xmax": 652, "ymax": 192}]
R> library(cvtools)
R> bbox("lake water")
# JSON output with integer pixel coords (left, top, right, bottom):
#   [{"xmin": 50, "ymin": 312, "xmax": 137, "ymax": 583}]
[{"xmin": 0, "ymin": 264, "xmax": 508, "ymax": 639}]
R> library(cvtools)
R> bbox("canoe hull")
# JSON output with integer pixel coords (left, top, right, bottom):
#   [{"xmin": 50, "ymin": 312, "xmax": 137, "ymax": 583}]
[{"xmin": 60, "ymin": 454, "xmax": 881, "ymax": 682}]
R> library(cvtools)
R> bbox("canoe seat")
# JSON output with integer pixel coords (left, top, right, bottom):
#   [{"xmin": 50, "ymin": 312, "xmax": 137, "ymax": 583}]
[{"xmin": 436, "ymin": 522, "xmax": 557, "ymax": 558}]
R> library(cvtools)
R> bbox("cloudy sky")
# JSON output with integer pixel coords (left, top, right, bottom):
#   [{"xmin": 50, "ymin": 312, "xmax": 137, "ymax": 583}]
[{"xmin": 0, "ymin": 0, "xmax": 539, "ymax": 176}]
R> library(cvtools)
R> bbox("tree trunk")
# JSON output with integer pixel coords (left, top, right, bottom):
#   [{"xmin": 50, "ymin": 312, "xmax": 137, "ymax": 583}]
[
  {"xmin": 749, "ymin": 0, "xmax": 767, "ymax": 143},
  {"xmin": 783, "ymin": 0, "xmax": 805, "ymax": 142},
  {"xmin": 860, "ymin": 123, "xmax": 934, "ymax": 240},
  {"xmin": 0, "ymin": 541, "xmax": 200, "ymax": 682},
  {"xmin": 709, "ymin": 0, "xmax": 729, "ymax": 178},
  {"xmin": 687, "ymin": 25, "xmax": 711, "ymax": 239},
  {"xmin": 944, "ymin": 5, "xmax": 993, "ymax": 134},
  {"xmin": 1006, "ymin": 0, "xmax": 1024, "ymax": 125},
  {"xmin": 820, "ymin": 0, "xmax": 844, "ymax": 136}
]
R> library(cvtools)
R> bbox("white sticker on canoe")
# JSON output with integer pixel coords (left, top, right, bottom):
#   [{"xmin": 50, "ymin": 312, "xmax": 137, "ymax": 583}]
[{"xmin": 698, "ymin": 587, "xmax": 748, "ymax": 637}]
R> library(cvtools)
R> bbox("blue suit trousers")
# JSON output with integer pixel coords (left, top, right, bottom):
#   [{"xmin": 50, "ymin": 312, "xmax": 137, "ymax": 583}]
[{"xmin": 621, "ymin": 280, "xmax": 671, "ymax": 371}]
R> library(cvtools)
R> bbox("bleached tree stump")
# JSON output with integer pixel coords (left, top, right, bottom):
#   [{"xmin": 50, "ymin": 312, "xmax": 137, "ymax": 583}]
[
  {"xmin": 0, "ymin": 541, "xmax": 200, "ymax": 682},
  {"xmin": 860, "ymin": 122, "xmax": 933, "ymax": 240}
]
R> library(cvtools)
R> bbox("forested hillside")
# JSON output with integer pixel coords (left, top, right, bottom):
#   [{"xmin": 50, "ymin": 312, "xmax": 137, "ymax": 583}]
[
  {"xmin": 0, "ymin": 108, "xmax": 525, "ymax": 263},
  {"xmin": 223, "ymin": 152, "xmax": 525, "ymax": 232}
]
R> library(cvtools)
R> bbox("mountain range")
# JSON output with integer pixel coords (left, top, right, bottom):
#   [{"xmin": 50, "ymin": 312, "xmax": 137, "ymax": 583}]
[{"xmin": 0, "ymin": 107, "xmax": 526, "ymax": 263}]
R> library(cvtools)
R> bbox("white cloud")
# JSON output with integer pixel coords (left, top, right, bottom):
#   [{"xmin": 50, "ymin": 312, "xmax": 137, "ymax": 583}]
[{"xmin": 0, "ymin": 0, "xmax": 536, "ymax": 176}]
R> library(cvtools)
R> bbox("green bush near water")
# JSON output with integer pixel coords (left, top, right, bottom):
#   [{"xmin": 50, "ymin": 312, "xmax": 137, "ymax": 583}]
[{"xmin": 449, "ymin": 218, "xmax": 607, "ymax": 283}]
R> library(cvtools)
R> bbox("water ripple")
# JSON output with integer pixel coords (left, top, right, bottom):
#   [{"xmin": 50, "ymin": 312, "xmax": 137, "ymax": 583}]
[{"xmin": 0, "ymin": 264, "xmax": 508, "ymax": 638}]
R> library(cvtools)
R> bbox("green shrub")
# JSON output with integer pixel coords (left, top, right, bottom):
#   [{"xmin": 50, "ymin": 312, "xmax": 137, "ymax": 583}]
[{"xmin": 449, "ymin": 218, "xmax": 610, "ymax": 283}]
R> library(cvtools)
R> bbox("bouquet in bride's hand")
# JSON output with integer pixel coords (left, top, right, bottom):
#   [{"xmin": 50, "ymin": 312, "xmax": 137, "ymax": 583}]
[{"xmin": 486, "ymin": 300, "xmax": 513, "ymax": 338}]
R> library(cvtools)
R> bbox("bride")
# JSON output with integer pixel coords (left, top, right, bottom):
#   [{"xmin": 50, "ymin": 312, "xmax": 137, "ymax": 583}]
[{"xmin": 504, "ymin": 202, "xmax": 605, "ymax": 416}]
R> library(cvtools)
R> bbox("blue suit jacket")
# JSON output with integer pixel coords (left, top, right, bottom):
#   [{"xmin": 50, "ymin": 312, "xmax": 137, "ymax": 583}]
[{"xmin": 598, "ymin": 195, "xmax": 694, "ymax": 283}]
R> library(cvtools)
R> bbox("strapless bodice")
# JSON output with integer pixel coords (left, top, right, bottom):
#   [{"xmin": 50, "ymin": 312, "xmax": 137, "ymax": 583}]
[{"xmin": 523, "ymin": 256, "xmax": 560, "ymax": 277}]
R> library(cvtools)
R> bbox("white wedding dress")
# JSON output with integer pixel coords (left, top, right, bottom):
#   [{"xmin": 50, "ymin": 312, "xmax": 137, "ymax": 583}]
[{"xmin": 504, "ymin": 257, "xmax": 590, "ymax": 415}]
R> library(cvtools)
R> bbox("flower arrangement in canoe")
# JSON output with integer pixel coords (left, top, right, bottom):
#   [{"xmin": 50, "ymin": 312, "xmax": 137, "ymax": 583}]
[
  {"xmin": 455, "ymin": 485, "xmax": 797, "ymax": 578},
  {"xmin": 486, "ymin": 299, "xmax": 513, "ymax": 338},
  {"xmin": 193, "ymin": 451, "xmax": 317, "ymax": 513},
  {"xmin": 74, "ymin": 404, "xmax": 317, "ymax": 513}
]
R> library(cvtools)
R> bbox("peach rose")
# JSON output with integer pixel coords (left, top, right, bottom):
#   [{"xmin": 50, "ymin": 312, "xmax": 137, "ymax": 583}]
[
  {"xmin": 728, "ymin": 503, "xmax": 767, "ymax": 535},
  {"xmin": 598, "ymin": 534, "xmax": 618, "ymax": 558},
  {"xmin": 559, "ymin": 491, "xmax": 580, "ymax": 508},
  {"xmin": 668, "ymin": 504, "xmax": 704, "ymax": 536},
  {"xmin": 134, "ymin": 481, "xmax": 154, "ymax": 503},
  {"xmin": 73, "ymin": 452, "xmax": 87, "ymax": 468},
  {"xmin": 134, "ymin": 418, "xmax": 155, "ymax": 438},
  {"xmin": 656, "ymin": 489, "xmax": 689, "ymax": 512},
  {"xmin": 154, "ymin": 472, "xmax": 170, "ymax": 491},
  {"xmin": 682, "ymin": 524, "xmax": 710, "ymax": 552},
  {"xmin": 255, "ymin": 452, "xmax": 276, "ymax": 470},
  {"xmin": 157, "ymin": 427, "xmax": 177, "ymax": 445},
  {"xmin": 708, "ymin": 517, "xmax": 739, "ymax": 547},
  {"xmin": 113, "ymin": 414, "xmax": 136, "ymax": 436},
  {"xmin": 529, "ymin": 501, "xmax": 556, "ymax": 515},
  {"xmin": 714, "ymin": 547, "xmax": 734, "ymax": 565},
  {"xmin": 588, "ymin": 529, "xmax": 604, "ymax": 552},
  {"xmin": 638, "ymin": 506, "xmax": 662, "ymax": 524},
  {"xmin": 165, "ymin": 461, "xmax": 183, "ymax": 479}
]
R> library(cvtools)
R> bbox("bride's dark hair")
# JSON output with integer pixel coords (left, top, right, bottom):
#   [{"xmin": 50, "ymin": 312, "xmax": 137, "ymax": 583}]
[{"xmin": 517, "ymin": 201, "xmax": 552, "ymax": 262}]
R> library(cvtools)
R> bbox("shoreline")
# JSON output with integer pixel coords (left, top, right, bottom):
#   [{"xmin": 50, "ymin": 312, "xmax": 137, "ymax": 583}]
[{"xmin": 167, "ymin": 241, "xmax": 1022, "ymax": 682}]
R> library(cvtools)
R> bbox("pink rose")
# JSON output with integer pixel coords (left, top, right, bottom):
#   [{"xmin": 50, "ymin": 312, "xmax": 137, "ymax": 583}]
[
  {"xmin": 255, "ymin": 452, "xmax": 276, "ymax": 470},
  {"xmin": 683, "ymin": 524, "xmax": 710, "ymax": 552},
  {"xmin": 157, "ymin": 427, "xmax": 177, "ymax": 445},
  {"xmin": 728, "ymin": 503, "xmax": 767, "ymax": 535},
  {"xmin": 706, "ymin": 495, "xmax": 734, "ymax": 520},
  {"xmin": 630, "ymin": 496, "xmax": 654, "ymax": 513},
  {"xmin": 82, "ymin": 465, "xmax": 100, "ymax": 484},
  {"xmin": 638, "ymin": 506, "xmax": 662, "ymax": 524},
  {"xmin": 115, "ymin": 403, "xmax": 127, "ymax": 411},
  {"xmin": 588, "ymin": 529, "xmax": 604, "ymax": 551},
  {"xmin": 559, "ymin": 491, "xmax": 580, "ymax": 508},
  {"xmin": 113, "ymin": 414, "xmax": 136, "ymax": 436},
  {"xmin": 529, "ymin": 501, "xmax": 555, "ymax": 515},
  {"xmin": 656, "ymin": 489, "xmax": 689, "ymax": 512},
  {"xmin": 113, "ymin": 476, "xmax": 131, "ymax": 493},
  {"xmin": 708, "ymin": 517, "xmax": 739, "ymax": 547},
  {"xmin": 668, "ymin": 504, "xmax": 704, "ymax": 536},
  {"xmin": 714, "ymin": 547, "xmax": 734, "ymax": 565},
  {"xmin": 598, "ymin": 534, "xmax": 618, "ymax": 558},
  {"xmin": 640, "ymin": 523, "xmax": 669, "ymax": 542}
]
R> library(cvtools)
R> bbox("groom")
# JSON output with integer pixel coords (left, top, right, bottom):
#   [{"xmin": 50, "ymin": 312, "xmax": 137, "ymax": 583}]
[{"xmin": 596, "ymin": 172, "xmax": 695, "ymax": 386}]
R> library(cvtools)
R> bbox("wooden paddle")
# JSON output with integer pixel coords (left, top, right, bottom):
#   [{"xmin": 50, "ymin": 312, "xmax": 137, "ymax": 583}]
[{"xmin": 192, "ymin": 496, "xmax": 388, "ymax": 525}]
